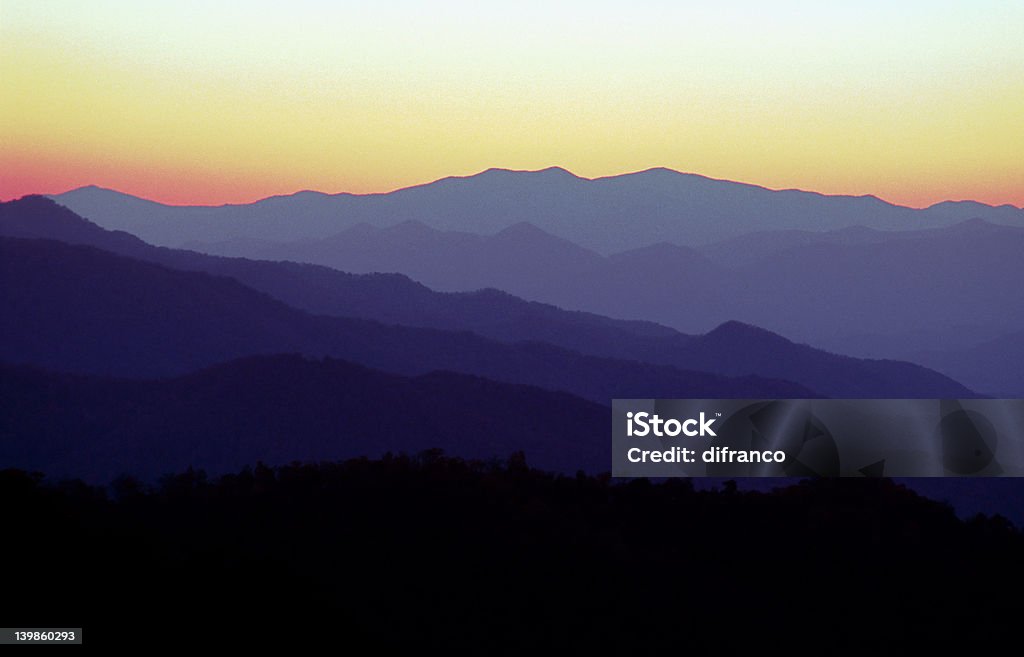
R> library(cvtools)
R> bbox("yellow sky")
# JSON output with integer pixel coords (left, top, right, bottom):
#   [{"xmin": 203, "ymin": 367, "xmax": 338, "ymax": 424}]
[{"xmin": 2, "ymin": 0, "xmax": 1022, "ymax": 206}]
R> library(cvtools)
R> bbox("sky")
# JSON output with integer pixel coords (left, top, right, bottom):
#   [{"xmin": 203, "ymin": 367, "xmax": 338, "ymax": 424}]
[{"xmin": 1, "ymin": 0, "xmax": 1022, "ymax": 207}]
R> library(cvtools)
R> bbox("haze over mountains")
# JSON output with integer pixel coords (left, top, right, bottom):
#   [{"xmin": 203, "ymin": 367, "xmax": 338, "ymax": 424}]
[
  {"xmin": 4, "ymin": 236, "xmax": 826, "ymax": 403},
  {"xmin": 175, "ymin": 209, "xmax": 1024, "ymax": 395},
  {"xmin": 3, "ymin": 165, "xmax": 1021, "ymax": 484},
  {"xmin": 52, "ymin": 167, "xmax": 1024, "ymax": 253},
  {"xmin": 187, "ymin": 215, "xmax": 1024, "ymax": 340},
  {"xmin": 0, "ymin": 197, "xmax": 975, "ymax": 398},
  {"xmin": 48, "ymin": 169, "xmax": 1022, "ymax": 393}
]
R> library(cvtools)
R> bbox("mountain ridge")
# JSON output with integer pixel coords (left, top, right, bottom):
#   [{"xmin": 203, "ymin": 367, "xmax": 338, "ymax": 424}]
[
  {"xmin": 48, "ymin": 167, "xmax": 1024, "ymax": 253},
  {"xmin": 0, "ymin": 234, "xmax": 820, "ymax": 401},
  {"xmin": 180, "ymin": 206, "xmax": 1023, "ymax": 367},
  {"xmin": 0, "ymin": 196, "xmax": 977, "ymax": 398},
  {"xmin": 50, "ymin": 167, "xmax": 1023, "ymax": 211}
]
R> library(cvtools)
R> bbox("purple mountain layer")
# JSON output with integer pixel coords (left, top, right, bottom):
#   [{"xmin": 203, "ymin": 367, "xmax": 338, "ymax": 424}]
[
  {"xmin": 180, "ymin": 213, "xmax": 1024, "ymax": 394},
  {"xmin": 0, "ymin": 196, "xmax": 974, "ymax": 398},
  {"xmin": 1, "ymin": 236, "xmax": 819, "ymax": 402}
]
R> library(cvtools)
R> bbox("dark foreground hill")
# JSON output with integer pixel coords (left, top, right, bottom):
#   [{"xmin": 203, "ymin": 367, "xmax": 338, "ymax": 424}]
[
  {"xmin": 0, "ymin": 197, "xmax": 972, "ymax": 397},
  {"xmin": 0, "ymin": 356, "xmax": 608, "ymax": 480},
  {"xmin": 3, "ymin": 457, "xmax": 1021, "ymax": 651}
]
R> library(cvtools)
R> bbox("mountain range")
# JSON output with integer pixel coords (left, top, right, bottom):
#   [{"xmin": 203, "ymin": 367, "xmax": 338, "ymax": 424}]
[
  {"xmin": 176, "ymin": 210, "xmax": 1024, "ymax": 394},
  {"xmin": 51, "ymin": 167, "xmax": 1023, "ymax": 254},
  {"xmin": 184, "ymin": 213, "xmax": 1023, "ymax": 342},
  {"xmin": 0, "ymin": 196, "xmax": 975, "ymax": 398},
  {"xmin": 1, "ymin": 235, "xmax": 822, "ymax": 402},
  {"xmin": 0, "ymin": 172, "xmax": 1013, "ymax": 485}
]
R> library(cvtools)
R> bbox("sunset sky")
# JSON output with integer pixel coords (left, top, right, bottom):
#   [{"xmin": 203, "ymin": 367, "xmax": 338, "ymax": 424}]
[{"xmin": 2, "ymin": 0, "xmax": 1022, "ymax": 207}]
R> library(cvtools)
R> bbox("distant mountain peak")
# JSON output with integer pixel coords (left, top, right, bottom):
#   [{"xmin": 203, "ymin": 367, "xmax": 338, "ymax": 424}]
[
  {"xmin": 476, "ymin": 166, "xmax": 581, "ymax": 179},
  {"xmin": 928, "ymin": 199, "xmax": 996, "ymax": 210},
  {"xmin": 937, "ymin": 217, "xmax": 1024, "ymax": 235},
  {"xmin": 704, "ymin": 320, "xmax": 792, "ymax": 344},
  {"xmin": 1, "ymin": 195, "xmax": 115, "ymax": 237},
  {"xmin": 634, "ymin": 166, "xmax": 688, "ymax": 178},
  {"xmin": 284, "ymin": 190, "xmax": 332, "ymax": 200},
  {"xmin": 62, "ymin": 184, "xmax": 124, "ymax": 196},
  {"xmin": 537, "ymin": 165, "xmax": 577, "ymax": 177},
  {"xmin": 11, "ymin": 193, "xmax": 58, "ymax": 206}
]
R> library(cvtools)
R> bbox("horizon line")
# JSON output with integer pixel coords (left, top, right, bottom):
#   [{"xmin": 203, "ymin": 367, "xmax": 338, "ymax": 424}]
[{"xmin": 12, "ymin": 166, "xmax": 1024, "ymax": 212}]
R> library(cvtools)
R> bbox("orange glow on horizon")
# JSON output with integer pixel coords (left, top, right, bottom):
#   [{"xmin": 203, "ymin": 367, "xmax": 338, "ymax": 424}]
[
  {"xmin": 2, "ymin": 156, "xmax": 1021, "ymax": 210},
  {"xmin": 2, "ymin": 1, "xmax": 1022, "ymax": 209}
]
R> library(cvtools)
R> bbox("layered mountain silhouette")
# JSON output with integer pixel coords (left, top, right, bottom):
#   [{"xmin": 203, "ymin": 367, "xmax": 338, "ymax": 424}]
[
  {"xmin": 0, "ymin": 236, "xmax": 819, "ymax": 401},
  {"xmin": 0, "ymin": 197, "xmax": 974, "ymax": 397},
  {"xmin": 0, "ymin": 356, "xmax": 609, "ymax": 480},
  {"xmin": 190, "ymin": 220, "xmax": 606, "ymax": 303},
  {"xmin": 662, "ymin": 321, "xmax": 975, "ymax": 398},
  {"xmin": 51, "ymin": 167, "xmax": 1023, "ymax": 253},
  {"xmin": 174, "ymin": 208, "xmax": 1022, "ymax": 394},
  {"xmin": 700, "ymin": 218, "xmax": 1024, "ymax": 266},
  {"xmin": 2, "ymin": 196, "xmax": 674, "ymax": 346}
]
